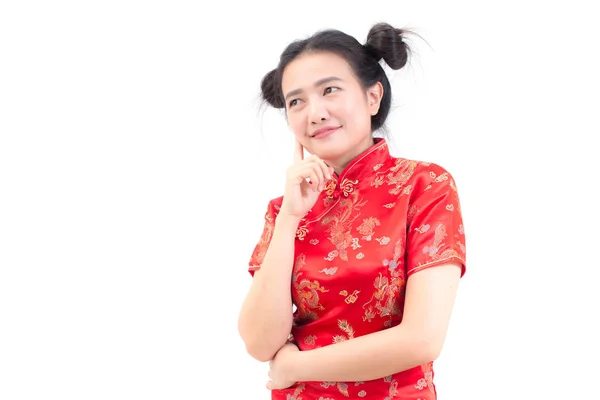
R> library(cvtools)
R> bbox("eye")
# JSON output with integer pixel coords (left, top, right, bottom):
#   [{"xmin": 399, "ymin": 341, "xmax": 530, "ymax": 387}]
[
  {"xmin": 288, "ymin": 98, "xmax": 300, "ymax": 108},
  {"xmin": 324, "ymin": 86, "xmax": 340, "ymax": 95}
]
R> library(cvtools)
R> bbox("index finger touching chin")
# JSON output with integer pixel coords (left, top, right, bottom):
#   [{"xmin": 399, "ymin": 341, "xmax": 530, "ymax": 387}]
[{"xmin": 294, "ymin": 140, "xmax": 304, "ymax": 163}]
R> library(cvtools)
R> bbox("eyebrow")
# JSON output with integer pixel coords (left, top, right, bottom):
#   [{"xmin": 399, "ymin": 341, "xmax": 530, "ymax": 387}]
[{"xmin": 284, "ymin": 76, "xmax": 343, "ymax": 102}]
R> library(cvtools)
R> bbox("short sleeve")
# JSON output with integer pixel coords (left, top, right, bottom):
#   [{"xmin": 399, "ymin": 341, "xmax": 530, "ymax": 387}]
[
  {"xmin": 248, "ymin": 200, "xmax": 279, "ymax": 277},
  {"xmin": 405, "ymin": 163, "xmax": 466, "ymax": 277}
]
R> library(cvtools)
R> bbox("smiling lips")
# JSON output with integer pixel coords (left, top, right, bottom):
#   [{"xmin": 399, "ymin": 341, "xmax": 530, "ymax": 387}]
[{"xmin": 311, "ymin": 126, "xmax": 341, "ymax": 139}]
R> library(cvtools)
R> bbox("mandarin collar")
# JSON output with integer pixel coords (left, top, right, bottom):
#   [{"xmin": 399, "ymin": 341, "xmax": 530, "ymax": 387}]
[
  {"xmin": 295, "ymin": 138, "xmax": 393, "ymax": 235},
  {"xmin": 322, "ymin": 137, "xmax": 390, "ymax": 202},
  {"xmin": 296, "ymin": 138, "xmax": 392, "ymax": 240}
]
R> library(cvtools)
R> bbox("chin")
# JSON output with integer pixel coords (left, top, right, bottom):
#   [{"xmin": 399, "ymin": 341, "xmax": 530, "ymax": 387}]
[{"xmin": 307, "ymin": 144, "xmax": 345, "ymax": 163}]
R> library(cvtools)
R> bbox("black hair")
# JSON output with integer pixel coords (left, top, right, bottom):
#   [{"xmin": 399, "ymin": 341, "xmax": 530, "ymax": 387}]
[{"xmin": 260, "ymin": 22, "xmax": 415, "ymax": 133}]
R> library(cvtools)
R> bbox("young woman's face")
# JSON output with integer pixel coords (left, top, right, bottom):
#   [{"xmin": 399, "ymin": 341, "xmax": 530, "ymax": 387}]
[{"xmin": 281, "ymin": 51, "xmax": 383, "ymax": 171}]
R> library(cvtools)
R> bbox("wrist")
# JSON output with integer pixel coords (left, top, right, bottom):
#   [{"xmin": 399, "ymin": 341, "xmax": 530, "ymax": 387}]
[
  {"xmin": 274, "ymin": 213, "xmax": 302, "ymax": 231},
  {"xmin": 288, "ymin": 348, "xmax": 311, "ymax": 383}
]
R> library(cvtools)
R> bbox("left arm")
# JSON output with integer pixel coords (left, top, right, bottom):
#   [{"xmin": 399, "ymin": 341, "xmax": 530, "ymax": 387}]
[{"xmin": 274, "ymin": 261, "xmax": 462, "ymax": 384}]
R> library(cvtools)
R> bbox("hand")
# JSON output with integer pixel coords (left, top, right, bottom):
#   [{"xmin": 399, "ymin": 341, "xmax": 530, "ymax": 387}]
[
  {"xmin": 279, "ymin": 141, "xmax": 334, "ymax": 219},
  {"xmin": 266, "ymin": 341, "xmax": 301, "ymax": 390}
]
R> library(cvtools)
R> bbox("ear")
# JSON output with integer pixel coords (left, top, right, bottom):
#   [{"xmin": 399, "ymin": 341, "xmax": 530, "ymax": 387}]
[{"xmin": 366, "ymin": 82, "xmax": 384, "ymax": 116}]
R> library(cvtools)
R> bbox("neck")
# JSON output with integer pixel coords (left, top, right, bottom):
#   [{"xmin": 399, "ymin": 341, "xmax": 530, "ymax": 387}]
[{"xmin": 328, "ymin": 136, "xmax": 375, "ymax": 175}]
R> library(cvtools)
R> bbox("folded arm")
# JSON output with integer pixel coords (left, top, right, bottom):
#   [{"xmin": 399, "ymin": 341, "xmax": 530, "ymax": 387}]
[
  {"xmin": 238, "ymin": 215, "xmax": 300, "ymax": 362},
  {"xmin": 288, "ymin": 262, "xmax": 463, "ymax": 382}
]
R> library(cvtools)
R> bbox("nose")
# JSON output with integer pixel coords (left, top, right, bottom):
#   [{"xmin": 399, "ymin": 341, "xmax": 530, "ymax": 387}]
[{"xmin": 308, "ymin": 97, "xmax": 329, "ymax": 124}]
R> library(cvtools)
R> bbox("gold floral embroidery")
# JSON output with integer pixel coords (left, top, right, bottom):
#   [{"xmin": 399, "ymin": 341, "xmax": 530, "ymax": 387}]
[
  {"xmin": 323, "ymin": 178, "xmax": 338, "ymax": 207},
  {"xmin": 324, "ymin": 178, "xmax": 337, "ymax": 197},
  {"xmin": 339, "ymin": 178, "xmax": 358, "ymax": 196},
  {"xmin": 387, "ymin": 161, "xmax": 417, "ymax": 195},
  {"xmin": 414, "ymin": 224, "xmax": 430, "ymax": 234},
  {"xmin": 253, "ymin": 211, "xmax": 275, "ymax": 266},
  {"xmin": 320, "ymin": 382, "xmax": 349, "ymax": 397},
  {"xmin": 423, "ymin": 223, "xmax": 461, "ymax": 260},
  {"xmin": 319, "ymin": 266, "xmax": 338, "ymax": 275},
  {"xmin": 384, "ymin": 375, "xmax": 399, "ymax": 398},
  {"xmin": 296, "ymin": 224, "xmax": 309, "ymax": 240},
  {"xmin": 336, "ymin": 382, "xmax": 349, "ymax": 397},
  {"xmin": 287, "ymin": 383, "xmax": 306, "ymax": 400},
  {"xmin": 293, "ymin": 254, "xmax": 329, "ymax": 322},
  {"xmin": 324, "ymin": 250, "xmax": 339, "ymax": 261},
  {"xmin": 362, "ymin": 240, "xmax": 406, "ymax": 325},
  {"xmin": 357, "ymin": 217, "xmax": 380, "ymax": 241},
  {"xmin": 372, "ymin": 159, "xmax": 417, "ymax": 196},
  {"xmin": 433, "ymin": 171, "xmax": 449, "ymax": 182},
  {"xmin": 416, "ymin": 362, "xmax": 435, "ymax": 392},
  {"xmin": 325, "ymin": 191, "xmax": 367, "ymax": 261},
  {"xmin": 425, "ymin": 169, "xmax": 462, "ymax": 210},
  {"xmin": 363, "ymin": 308, "xmax": 376, "ymax": 322},
  {"xmin": 304, "ymin": 335, "xmax": 317, "ymax": 346},
  {"xmin": 449, "ymin": 177, "xmax": 462, "ymax": 213},
  {"xmin": 415, "ymin": 379, "xmax": 427, "ymax": 390},
  {"xmin": 351, "ymin": 237, "xmax": 362, "ymax": 250},
  {"xmin": 344, "ymin": 290, "xmax": 360, "ymax": 304},
  {"xmin": 375, "ymin": 236, "xmax": 390, "ymax": 245},
  {"xmin": 332, "ymin": 319, "xmax": 355, "ymax": 343}
]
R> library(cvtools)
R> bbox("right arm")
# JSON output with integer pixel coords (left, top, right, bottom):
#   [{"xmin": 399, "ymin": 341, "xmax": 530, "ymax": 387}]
[
  {"xmin": 238, "ymin": 140, "xmax": 332, "ymax": 362},
  {"xmin": 237, "ymin": 214, "xmax": 301, "ymax": 362}
]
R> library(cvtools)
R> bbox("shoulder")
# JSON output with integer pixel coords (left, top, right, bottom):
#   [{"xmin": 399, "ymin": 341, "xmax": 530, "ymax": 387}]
[
  {"xmin": 413, "ymin": 160, "xmax": 455, "ymax": 186},
  {"xmin": 386, "ymin": 155, "xmax": 458, "ymax": 200},
  {"xmin": 262, "ymin": 195, "xmax": 284, "ymax": 219},
  {"xmin": 388, "ymin": 154, "xmax": 454, "ymax": 185}
]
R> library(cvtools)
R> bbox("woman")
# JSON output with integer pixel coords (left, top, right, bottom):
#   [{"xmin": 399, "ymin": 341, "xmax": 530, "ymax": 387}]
[{"xmin": 238, "ymin": 22, "xmax": 467, "ymax": 400}]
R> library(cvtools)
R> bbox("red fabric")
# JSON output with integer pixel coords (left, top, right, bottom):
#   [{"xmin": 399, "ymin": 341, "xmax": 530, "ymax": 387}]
[{"xmin": 248, "ymin": 138, "xmax": 466, "ymax": 399}]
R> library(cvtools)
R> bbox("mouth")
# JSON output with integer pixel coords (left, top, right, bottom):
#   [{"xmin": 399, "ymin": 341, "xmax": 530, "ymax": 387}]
[{"xmin": 311, "ymin": 126, "xmax": 341, "ymax": 139}]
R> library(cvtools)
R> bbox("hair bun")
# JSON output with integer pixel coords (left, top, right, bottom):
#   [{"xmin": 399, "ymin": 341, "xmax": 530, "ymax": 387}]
[
  {"xmin": 365, "ymin": 22, "xmax": 409, "ymax": 70},
  {"xmin": 260, "ymin": 69, "xmax": 285, "ymax": 108}
]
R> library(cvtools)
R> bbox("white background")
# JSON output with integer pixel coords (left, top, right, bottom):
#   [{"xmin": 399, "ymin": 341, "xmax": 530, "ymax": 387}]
[{"xmin": 1, "ymin": 1, "xmax": 599, "ymax": 399}]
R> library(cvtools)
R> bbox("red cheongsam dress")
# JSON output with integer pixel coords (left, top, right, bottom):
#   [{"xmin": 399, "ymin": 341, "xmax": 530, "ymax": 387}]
[{"xmin": 248, "ymin": 138, "xmax": 467, "ymax": 400}]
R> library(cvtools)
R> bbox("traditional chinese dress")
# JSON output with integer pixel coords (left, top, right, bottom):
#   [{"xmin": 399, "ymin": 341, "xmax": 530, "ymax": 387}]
[{"xmin": 248, "ymin": 138, "xmax": 467, "ymax": 399}]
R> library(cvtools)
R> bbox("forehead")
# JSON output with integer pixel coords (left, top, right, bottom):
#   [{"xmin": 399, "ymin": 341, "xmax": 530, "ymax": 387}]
[{"xmin": 281, "ymin": 51, "xmax": 356, "ymax": 92}]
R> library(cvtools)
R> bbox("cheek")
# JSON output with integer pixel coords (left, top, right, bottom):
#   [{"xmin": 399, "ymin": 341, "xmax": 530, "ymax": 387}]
[
  {"xmin": 288, "ymin": 114, "xmax": 306, "ymax": 137},
  {"xmin": 337, "ymin": 97, "xmax": 365, "ymax": 117},
  {"xmin": 342, "ymin": 101, "xmax": 370, "ymax": 129}
]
